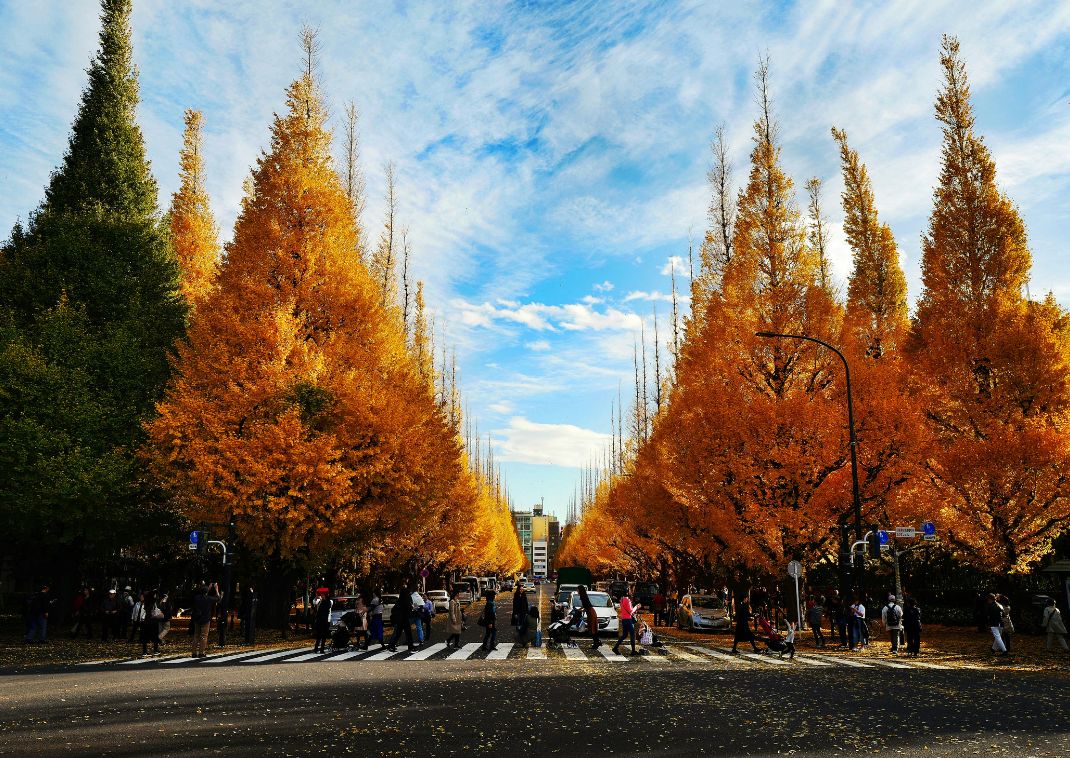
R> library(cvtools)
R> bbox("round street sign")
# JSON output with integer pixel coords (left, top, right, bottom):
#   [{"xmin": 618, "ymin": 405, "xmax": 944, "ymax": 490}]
[
  {"xmin": 787, "ymin": 560, "xmax": 802, "ymax": 578},
  {"xmin": 420, "ymin": 568, "xmax": 429, "ymax": 578},
  {"xmin": 878, "ymin": 530, "xmax": 890, "ymax": 545},
  {"xmin": 189, "ymin": 530, "xmax": 200, "ymax": 544},
  {"xmin": 922, "ymin": 521, "xmax": 936, "ymax": 536}
]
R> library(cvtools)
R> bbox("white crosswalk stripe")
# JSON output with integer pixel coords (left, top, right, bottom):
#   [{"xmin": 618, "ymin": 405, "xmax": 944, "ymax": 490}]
[
  {"xmin": 804, "ymin": 653, "xmax": 875, "ymax": 668},
  {"xmin": 284, "ymin": 651, "xmax": 333, "ymax": 662},
  {"xmin": 405, "ymin": 643, "xmax": 447, "ymax": 660},
  {"xmin": 446, "ymin": 642, "xmax": 482, "ymax": 661},
  {"xmin": 485, "ymin": 643, "xmax": 513, "ymax": 660},
  {"xmin": 363, "ymin": 647, "xmax": 405, "ymax": 661},
  {"xmin": 241, "ymin": 648, "xmax": 311, "ymax": 664},
  {"xmin": 863, "ymin": 658, "xmax": 913, "ymax": 669},
  {"xmin": 790, "ymin": 655, "xmax": 833, "ymax": 667},
  {"xmin": 597, "ymin": 648, "xmax": 628, "ymax": 662},
  {"xmin": 562, "ymin": 646, "xmax": 587, "ymax": 660},
  {"xmin": 119, "ymin": 655, "xmax": 183, "ymax": 665},
  {"xmin": 688, "ymin": 646, "xmax": 748, "ymax": 663},
  {"xmin": 327, "ymin": 649, "xmax": 370, "ymax": 661},
  {"xmin": 663, "ymin": 646, "xmax": 707, "ymax": 662},
  {"xmin": 202, "ymin": 650, "xmax": 272, "ymax": 664}
]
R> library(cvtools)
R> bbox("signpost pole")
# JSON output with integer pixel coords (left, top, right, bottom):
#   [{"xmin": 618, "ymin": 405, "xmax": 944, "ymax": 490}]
[{"xmin": 787, "ymin": 560, "xmax": 802, "ymax": 630}]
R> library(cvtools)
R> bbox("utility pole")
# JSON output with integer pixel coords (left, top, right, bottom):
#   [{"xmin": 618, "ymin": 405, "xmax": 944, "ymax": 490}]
[{"xmin": 218, "ymin": 516, "xmax": 236, "ymax": 647}]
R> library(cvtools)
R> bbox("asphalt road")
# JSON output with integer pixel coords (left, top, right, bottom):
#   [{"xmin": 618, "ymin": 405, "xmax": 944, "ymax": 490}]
[{"xmin": 1, "ymin": 591, "xmax": 1067, "ymax": 756}]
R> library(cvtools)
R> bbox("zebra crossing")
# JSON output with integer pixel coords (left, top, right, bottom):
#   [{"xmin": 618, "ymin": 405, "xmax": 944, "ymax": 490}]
[{"xmin": 84, "ymin": 642, "xmax": 976, "ymax": 672}]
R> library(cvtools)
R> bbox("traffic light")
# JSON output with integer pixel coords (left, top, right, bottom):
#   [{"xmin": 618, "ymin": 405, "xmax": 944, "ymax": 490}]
[{"xmin": 867, "ymin": 526, "xmax": 881, "ymax": 559}]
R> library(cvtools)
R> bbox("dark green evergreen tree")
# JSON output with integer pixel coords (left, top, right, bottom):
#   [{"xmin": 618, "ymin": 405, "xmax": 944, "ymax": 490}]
[{"xmin": 0, "ymin": 0, "xmax": 186, "ymax": 578}]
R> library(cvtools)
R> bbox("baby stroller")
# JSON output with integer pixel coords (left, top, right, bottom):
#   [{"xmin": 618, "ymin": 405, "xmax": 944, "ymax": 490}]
[
  {"xmin": 757, "ymin": 618, "xmax": 795, "ymax": 659},
  {"xmin": 548, "ymin": 607, "xmax": 584, "ymax": 648},
  {"xmin": 330, "ymin": 619, "xmax": 352, "ymax": 651}
]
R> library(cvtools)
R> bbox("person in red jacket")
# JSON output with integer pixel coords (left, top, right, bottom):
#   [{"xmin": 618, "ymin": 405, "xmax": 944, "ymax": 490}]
[{"xmin": 613, "ymin": 589, "xmax": 642, "ymax": 656}]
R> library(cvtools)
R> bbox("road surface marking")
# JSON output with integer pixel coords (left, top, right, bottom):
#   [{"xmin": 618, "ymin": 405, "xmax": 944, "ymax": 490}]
[
  {"xmin": 201, "ymin": 650, "xmax": 274, "ymax": 664},
  {"xmin": 862, "ymin": 658, "xmax": 912, "ymax": 669},
  {"xmin": 241, "ymin": 648, "xmax": 312, "ymax": 663},
  {"xmin": 805, "ymin": 653, "xmax": 874, "ymax": 668},
  {"xmin": 446, "ymin": 642, "xmax": 483, "ymax": 661},
  {"xmin": 688, "ymin": 646, "xmax": 748, "ymax": 663},
  {"xmin": 486, "ymin": 643, "xmax": 514, "ymax": 660},
  {"xmin": 905, "ymin": 660, "xmax": 952, "ymax": 670},
  {"xmin": 119, "ymin": 656, "xmax": 184, "ymax": 665},
  {"xmin": 527, "ymin": 646, "xmax": 547, "ymax": 659},
  {"xmin": 736, "ymin": 651, "xmax": 790, "ymax": 665},
  {"xmin": 598, "ymin": 648, "xmax": 629, "ymax": 662},
  {"xmin": 326, "ymin": 649, "xmax": 370, "ymax": 661},
  {"xmin": 790, "ymin": 655, "xmax": 833, "ymax": 666},
  {"xmin": 363, "ymin": 647, "xmax": 406, "ymax": 661},
  {"xmin": 664, "ymin": 646, "xmax": 706, "ymax": 662},
  {"xmin": 160, "ymin": 656, "xmax": 201, "ymax": 664},
  {"xmin": 405, "ymin": 643, "xmax": 447, "ymax": 660},
  {"xmin": 562, "ymin": 646, "xmax": 587, "ymax": 660},
  {"xmin": 284, "ymin": 651, "xmax": 333, "ymax": 662},
  {"xmin": 639, "ymin": 652, "xmax": 669, "ymax": 663},
  {"xmin": 77, "ymin": 659, "xmax": 118, "ymax": 666}
]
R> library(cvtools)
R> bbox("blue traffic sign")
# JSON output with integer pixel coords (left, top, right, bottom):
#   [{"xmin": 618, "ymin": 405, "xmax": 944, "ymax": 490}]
[
  {"xmin": 189, "ymin": 530, "xmax": 200, "ymax": 544},
  {"xmin": 878, "ymin": 530, "xmax": 890, "ymax": 545},
  {"xmin": 921, "ymin": 521, "xmax": 936, "ymax": 536}
]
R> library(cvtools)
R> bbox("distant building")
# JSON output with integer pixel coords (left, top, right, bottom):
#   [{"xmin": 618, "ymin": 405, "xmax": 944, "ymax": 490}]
[
  {"xmin": 529, "ymin": 499, "xmax": 561, "ymax": 577},
  {"xmin": 512, "ymin": 509, "xmax": 532, "ymax": 572}
]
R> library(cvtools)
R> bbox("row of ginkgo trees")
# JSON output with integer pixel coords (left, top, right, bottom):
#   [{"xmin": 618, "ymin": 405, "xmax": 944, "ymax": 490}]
[
  {"xmin": 0, "ymin": 0, "xmax": 524, "ymax": 623},
  {"xmin": 559, "ymin": 38, "xmax": 1070, "ymax": 591}
]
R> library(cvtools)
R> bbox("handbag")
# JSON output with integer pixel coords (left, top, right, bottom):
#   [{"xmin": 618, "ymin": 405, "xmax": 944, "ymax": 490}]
[{"xmin": 150, "ymin": 605, "xmax": 164, "ymax": 620}]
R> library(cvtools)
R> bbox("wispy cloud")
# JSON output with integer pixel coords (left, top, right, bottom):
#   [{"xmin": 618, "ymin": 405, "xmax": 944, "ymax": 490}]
[{"xmin": 492, "ymin": 416, "xmax": 610, "ymax": 468}]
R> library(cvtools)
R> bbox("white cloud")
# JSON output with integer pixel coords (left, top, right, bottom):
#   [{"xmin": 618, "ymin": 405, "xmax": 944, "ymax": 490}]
[
  {"xmin": 526, "ymin": 339, "xmax": 551, "ymax": 352},
  {"xmin": 660, "ymin": 256, "xmax": 688, "ymax": 276},
  {"xmin": 492, "ymin": 417, "xmax": 610, "ymax": 468},
  {"xmin": 624, "ymin": 290, "xmax": 677, "ymax": 303},
  {"xmin": 593, "ymin": 281, "xmax": 615, "ymax": 292},
  {"xmin": 451, "ymin": 298, "xmax": 644, "ymax": 334},
  {"xmin": 488, "ymin": 401, "xmax": 514, "ymax": 415}
]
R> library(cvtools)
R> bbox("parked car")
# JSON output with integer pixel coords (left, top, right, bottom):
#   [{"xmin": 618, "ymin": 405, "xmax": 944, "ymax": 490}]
[
  {"xmin": 523, "ymin": 580, "xmax": 536, "ymax": 593},
  {"xmin": 555, "ymin": 584, "xmax": 580, "ymax": 617},
  {"xmin": 501, "ymin": 578, "xmax": 515, "ymax": 592},
  {"xmin": 634, "ymin": 581, "xmax": 658, "ymax": 610},
  {"xmin": 326, "ymin": 596, "xmax": 361, "ymax": 631},
  {"xmin": 454, "ymin": 585, "xmax": 476, "ymax": 605},
  {"xmin": 677, "ymin": 594, "xmax": 731, "ymax": 632},
  {"xmin": 426, "ymin": 589, "xmax": 450, "ymax": 613},
  {"xmin": 569, "ymin": 590, "xmax": 619, "ymax": 634},
  {"xmin": 608, "ymin": 580, "xmax": 629, "ymax": 601}
]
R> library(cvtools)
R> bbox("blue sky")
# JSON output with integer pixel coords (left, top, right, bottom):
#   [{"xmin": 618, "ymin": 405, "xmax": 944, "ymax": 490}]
[{"xmin": 3, "ymin": 1, "xmax": 1070, "ymax": 520}]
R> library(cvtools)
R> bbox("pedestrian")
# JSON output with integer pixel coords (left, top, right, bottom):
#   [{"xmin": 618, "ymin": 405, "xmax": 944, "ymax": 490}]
[
  {"xmin": 903, "ymin": 596, "xmax": 922, "ymax": 657},
  {"xmin": 157, "ymin": 591, "xmax": 173, "ymax": 647},
  {"xmin": 652, "ymin": 589, "xmax": 665, "ymax": 627},
  {"xmin": 422, "ymin": 593, "xmax": 435, "ymax": 642},
  {"xmin": 350, "ymin": 594, "xmax": 370, "ymax": 650},
  {"xmin": 881, "ymin": 594, "xmax": 903, "ymax": 655},
  {"xmin": 100, "ymin": 589, "xmax": 121, "ymax": 641},
  {"xmin": 825, "ymin": 590, "xmax": 843, "ymax": 646},
  {"xmin": 313, "ymin": 591, "xmax": 333, "ymax": 654},
  {"xmin": 807, "ymin": 596, "xmax": 825, "ymax": 648},
  {"xmin": 731, "ymin": 596, "xmax": 760, "ymax": 654},
  {"xmin": 782, "ymin": 620, "xmax": 797, "ymax": 660},
  {"xmin": 848, "ymin": 594, "xmax": 866, "ymax": 652},
  {"xmin": 387, "ymin": 584, "xmax": 416, "ymax": 652},
  {"xmin": 139, "ymin": 591, "xmax": 163, "ymax": 656},
  {"xmin": 997, "ymin": 594, "xmax": 1014, "ymax": 654},
  {"xmin": 512, "ymin": 584, "xmax": 528, "ymax": 634},
  {"xmin": 409, "ymin": 589, "xmax": 426, "ymax": 645},
  {"xmin": 24, "ymin": 585, "xmax": 50, "ymax": 644},
  {"xmin": 240, "ymin": 585, "xmax": 259, "ymax": 646},
  {"xmin": 984, "ymin": 593, "xmax": 1007, "ymax": 655},
  {"xmin": 71, "ymin": 587, "xmax": 94, "ymax": 639},
  {"xmin": 613, "ymin": 587, "xmax": 640, "ymax": 656},
  {"xmin": 577, "ymin": 585, "xmax": 600, "ymax": 651},
  {"xmin": 129, "ymin": 591, "xmax": 144, "ymax": 644},
  {"xmin": 445, "ymin": 587, "xmax": 464, "ymax": 649},
  {"xmin": 1041, "ymin": 598, "xmax": 1068, "ymax": 652},
  {"xmin": 480, "ymin": 592, "xmax": 497, "ymax": 651},
  {"xmin": 191, "ymin": 583, "xmax": 220, "ymax": 658},
  {"xmin": 119, "ymin": 586, "xmax": 134, "ymax": 640},
  {"xmin": 369, "ymin": 590, "xmax": 386, "ymax": 648}
]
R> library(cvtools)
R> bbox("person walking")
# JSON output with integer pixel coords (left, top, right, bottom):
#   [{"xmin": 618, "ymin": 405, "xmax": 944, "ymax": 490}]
[
  {"xmin": 652, "ymin": 590, "xmax": 666, "ymax": 627},
  {"xmin": 129, "ymin": 591, "xmax": 144, "ymax": 644},
  {"xmin": 369, "ymin": 590, "xmax": 386, "ymax": 648},
  {"xmin": 985, "ymin": 593, "xmax": 1007, "ymax": 655},
  {"xmin": 731, "ymin": 596, "xmax": 760, "ymax": 654},
  {"xmin": 157, "ymin": 591, "xmax": 173, "ymax": 647},
  {"xmin": 312, "ymin": 592, "xmax": 333, "ymax": 654},
  {"xmin": 100, "ymin": 589, "xmax": 121, "ymax": 642},
  {"xmin": 191, "ymin": 583, "xmax": 220, "ymax": 658},
  {"xmin": 387, "ymin": 585, "xmax": 416, "ymax": 652},
  {"xmin": 511, "ymin": 585, "xmax": 528, "ymax": 635},
  {"xmin": 139, "ymin": 591, "xmax": 163, "ymax": 657},
  {"xmin": 71, "ymin": 588, "xmax": 94, "ymax": 639},
  {"xmin": 997, "ymin": 594, "xmax": 1014, "ymax": 654},
  {"xmin": 422, "ymin": 593, "xmax": 435, "ymax": 642},
  {"xmin": 903, "ymin": 597, "xmax": 922, "ymax": 657},
  {"xmin": 825, "ymin": 590, "xmax": 843, "ymax": 647},
  {"xmin": 848, "ymin": 594, "xmax": 866, "ymax": 652},
  {"xmin": 881, "ymin": 594, "xmax": 903, "ymax": 655},
  {"xmin": 577, "ymin": 585, "xmax": 601, "ymax": 650},
  {"xmin": 445, "ymin": 587, "xmax": 464, "ymax": 649},
  {"xmin": 24, "ymin": 585, "xmax": 50, "ymax": 644},
  {"xmin": 240, "ymin": 586, "xmax": 259, "ymax": 646},
  {"xmin": 119, "ymin": 586, "xmax": 134, "ymax": 640},
  {"xmin": 807, "ymin": 596, "xmax": 825, "ymax": 648},
  {"xmin": 1041, "ymin": 598, "xmax": 1068, "ymax": 652},
  {"xmin": 613, "ymin": 588, "xmax": 640, "ymax": 656},
  {"xmin": 480, "ymin": 592, "xmax": 498, "ymax": 651}
]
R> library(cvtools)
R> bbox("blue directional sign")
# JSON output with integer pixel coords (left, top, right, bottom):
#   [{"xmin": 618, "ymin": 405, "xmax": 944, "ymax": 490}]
[
  {"xmin": 922, "ymin": 521, "xmax": 936, "ymax": 536},
  {"xmin": 189, "ymin": 530, "xmax": 200, "ymax": 545},
  {"xmin": 878, "ymin": 529, "xmax": 890, "ymax": 545}
]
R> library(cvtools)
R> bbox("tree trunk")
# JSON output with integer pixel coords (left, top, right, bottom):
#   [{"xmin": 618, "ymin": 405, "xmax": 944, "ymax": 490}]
[{"xmin": 258, "ymin": 560, "xmax": 300, "ymax": 631}]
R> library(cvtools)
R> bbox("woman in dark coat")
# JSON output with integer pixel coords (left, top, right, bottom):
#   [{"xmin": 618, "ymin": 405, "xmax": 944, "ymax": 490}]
[
  {"xmin": 577, "ymin": 585, "xmax": 601, "ymax": 650},
  {"xmin": 313, "ymin": 595, "xmax": 333, "ymax": 654},
  {"xmin": 139, "ymin": 591, "xmax": 161, "ymax": 656},
  {"xmin": 731, "ymin": 596, "xmax": 760, "ymax": 654},
  {"xmin": 511, "ymin": 585, "xmax": 528, "ymax": 631}
]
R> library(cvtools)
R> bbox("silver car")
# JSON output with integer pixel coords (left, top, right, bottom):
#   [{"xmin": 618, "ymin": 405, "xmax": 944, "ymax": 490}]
[{"xmin": 676, "ymin": 594, "xmax": 731, "ymax": 632}]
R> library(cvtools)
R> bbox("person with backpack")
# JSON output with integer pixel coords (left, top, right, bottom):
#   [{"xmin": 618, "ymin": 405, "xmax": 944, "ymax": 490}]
[
  {"xmin": 881, "ymin": 594, "xmax": 903, "ymax": 655},
  {"xmin": 903, "ymin": 596, "xmax": 922, "ymax": 657}
]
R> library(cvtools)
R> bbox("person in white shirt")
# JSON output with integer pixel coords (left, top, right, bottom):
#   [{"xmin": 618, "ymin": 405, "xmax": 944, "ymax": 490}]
[
  {"xmin": 881, "ymin": 594, "xmax": 904, "ymax": 655},
  {"xmin": 849, "ymin": 596, "xmax": 866, "ymax": 652}
]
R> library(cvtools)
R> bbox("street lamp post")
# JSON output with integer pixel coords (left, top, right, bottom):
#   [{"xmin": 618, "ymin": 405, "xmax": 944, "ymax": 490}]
[{"xmin": 755, "ymin": 331, "xmax": 864, "ymax": 600}]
